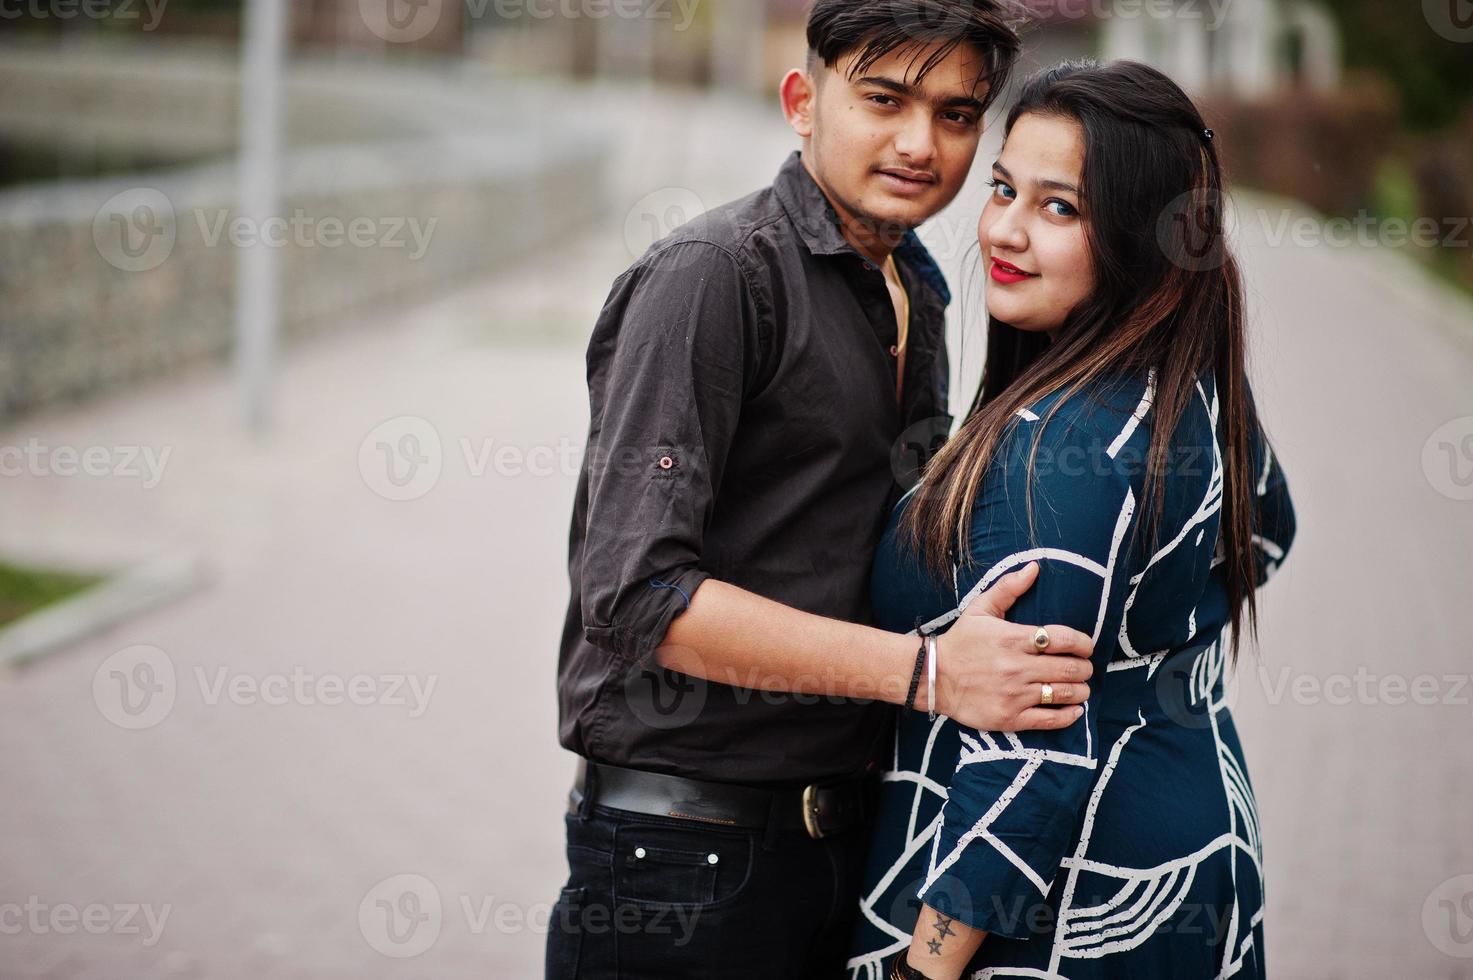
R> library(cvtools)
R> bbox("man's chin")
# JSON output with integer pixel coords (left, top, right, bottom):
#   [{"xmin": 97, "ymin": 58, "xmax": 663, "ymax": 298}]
[{"xmin": 850, "ymin": 201, "xmax": 923, "ymax": 236}]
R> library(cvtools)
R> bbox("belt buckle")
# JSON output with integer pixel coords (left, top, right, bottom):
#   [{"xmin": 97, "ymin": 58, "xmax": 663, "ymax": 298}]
[{"xmin": 801, "ymin": 783, "xmax": 826, "ymax": 840}]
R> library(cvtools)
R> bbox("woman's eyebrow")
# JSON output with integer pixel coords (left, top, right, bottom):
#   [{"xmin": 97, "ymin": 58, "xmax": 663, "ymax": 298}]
[{"xmin": 992, "ymin": 160, "xmax": 1080, "ymax": 195}]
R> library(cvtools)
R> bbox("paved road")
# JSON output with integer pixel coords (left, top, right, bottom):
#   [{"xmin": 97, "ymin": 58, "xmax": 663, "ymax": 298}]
[{"xmin": 1, "ymin": 81, "xmax": 1471, "ymax": 979}]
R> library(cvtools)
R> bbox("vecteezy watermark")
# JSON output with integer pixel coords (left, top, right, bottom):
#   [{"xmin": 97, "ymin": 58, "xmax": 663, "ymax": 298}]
[
  {"xmin": 193, "ymin": 209, "xmax": 436, "ymax": 261},
  {"xmin": 1252, "ymin": 210, "xmax": 1471, "ymax": 251},
  {"xmin": 360, "ymin": 874, "xmax": 442, "ymax": 958},
  {"xmin": 92, "ymin": 645, "xmax": 438, "ymax": 729},
  {"xmin": 1028, "ymin": 0, "xmax": 1234, "ymax": 31},
  {"xmin": 1256, "ymin": 665, "xmax": 1473, "ymax": 707},
  {"xmin": 358, "ymin": 872, "xmax": 702, "ymax": 958},
  {"xmin": 0, "ymin": 437, "xmax": 171, "ymax": 488},
  {"xmin": 92, "ymin": 190, "xmax": 437, "ymax": 272},
  {"xmin": 1157, "ymin": 188, "xmax": 1232, "ymax": 272},
  {"xmin": 0, "ymin": 0, "xmax": 168, "ymax": 30},
  {"xmin": 357, "ymin": 416, "xmax": 699, "ymax": 501},
  {"xmin": 93, "ymin": 645, "xmax": 177, "ymax": 730},
  {"xmin": 1423, "ymin": 874, "xmax": 1473, "ymax": 958},
  {"xmin": 1424, "ymin": 0, "xmax": 1473, "ymax": 43},
  {"xmin": 1422, "ymin": 417, "xmax": 1473, "ymax": 502},
  {"xmin": 357, "ymin": 0, "xmax": 700, "ymax": 44},
  {"xmin": 93, "ymin": 187, "xmax": 177, "ymax": 273},
  {"xmin": 623, "ymin": 187, "xmax": 710, "ymax": 265},
  {"xmin": 0, "ymin": 897, "xmax": 171, "ymax": 946},
  {"xmin": 892, "ymin": 416, "xmax": 954, "ymax": 491},
  {"xmin": 1156, "ymin": 191, "xmax": 1473, "ymax": 271},
  {"xmin": 359, "ymin": 417, "xmax": 445, "ymax": 502}
]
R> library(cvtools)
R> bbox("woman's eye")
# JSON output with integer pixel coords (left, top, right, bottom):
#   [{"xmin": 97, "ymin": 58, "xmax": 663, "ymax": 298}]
[
  {"xmin": 986, "ymin": 178, "xmax": 1015, "ymax": 200},
  {"xmin": 1046, "ymin": 199, "xmax": 1078, "ymax": 217}
]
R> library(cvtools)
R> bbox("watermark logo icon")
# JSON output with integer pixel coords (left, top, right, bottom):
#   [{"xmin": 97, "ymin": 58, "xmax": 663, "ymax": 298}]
[
  {"xmin": 1422, "ymin": 417, "xmax": 1473, "ymax": 501},
  {"xmin": 93, "ymin": 188, "xmax": 176, "ymax": 272},
  {"xmin": 623, "ymin": 648, "xmax": 708, "ymax": 731},
  {"xmin": 360, "ymin": 873, "xmax": 442, "ymax": 957},
  {"xmin": 623, "ymin": 187, "xmax": 708, "ymax": 262},
  {"xmin": 1424, "ymin": 0, "xmax": 1473, "ymax": 42},
  {"xmin": 359, "ymin": 0, "xmax": 443, "ymax": 42},
  {"xmin": 359, "ymin": 416, "xmax": 444, "ymax": 501},
  {"xmin": 1423, "ymin": 874, "xmax": 1473, "ymax": 958},
  {"xmin": 1156, "ymin": 188, "xmax": 1236, "ymax": 273},
  {"xmin": 93, "ymin": 645, "xmax": 177, "ymax": 730},
  {"xmin": 892, "ymin": 416, "xmax": 954, "ymax": 491}
]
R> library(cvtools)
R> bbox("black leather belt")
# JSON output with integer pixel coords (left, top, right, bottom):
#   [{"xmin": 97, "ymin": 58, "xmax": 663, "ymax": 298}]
[{"xmin": 570, "ymin": 758, "xmax": 877, "ymax": 840}]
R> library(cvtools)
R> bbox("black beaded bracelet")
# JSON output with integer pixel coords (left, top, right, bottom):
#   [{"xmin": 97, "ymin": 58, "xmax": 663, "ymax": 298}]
[
  {"xmin": 888, "ymin": 952, "xmax": 937, "ymax": 980},
  {"xmin": 902, "ymin": 624, "xmax": 928, "ymax": 713}
]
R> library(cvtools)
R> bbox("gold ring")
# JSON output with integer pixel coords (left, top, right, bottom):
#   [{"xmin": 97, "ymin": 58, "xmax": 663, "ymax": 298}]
[
  {"xmin": 1040, "ymin": 683, "xmax": 1055, "ymax": 706},
  {"xmin": 1032, "ymin": 627, "xmax": 1051, "ymax": 652}
]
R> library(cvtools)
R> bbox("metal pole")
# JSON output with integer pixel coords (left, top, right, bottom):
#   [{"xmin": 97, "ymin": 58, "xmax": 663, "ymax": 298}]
[{"xmin": 234, "ymin": 0, "xmax": 288, "ymax": 435}]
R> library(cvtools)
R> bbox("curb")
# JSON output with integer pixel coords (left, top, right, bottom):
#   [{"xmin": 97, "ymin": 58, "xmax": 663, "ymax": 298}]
[{"xmin": 0, "ymin": 552, "xmax": 212, "ymax": 670}]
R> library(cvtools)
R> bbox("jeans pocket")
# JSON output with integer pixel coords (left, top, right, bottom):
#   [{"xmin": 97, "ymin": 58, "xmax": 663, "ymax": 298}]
[
  {"xmin": 611, "ymin": 818, "xmax": 753, "ymax": 910},
  {"xmin": 545, "ymin": 886, "xmax": 586, "ymax": 980}
]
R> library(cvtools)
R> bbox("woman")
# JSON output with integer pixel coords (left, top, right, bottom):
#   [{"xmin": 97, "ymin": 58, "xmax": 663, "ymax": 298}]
[{"xmin": 846, "ymin": 60, "xmax": 1297, "ymax": 980}]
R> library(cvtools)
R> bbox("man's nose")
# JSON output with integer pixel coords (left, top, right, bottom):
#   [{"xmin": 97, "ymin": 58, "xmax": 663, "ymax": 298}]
[{"xmin": 894, "ymin": 112, "xmax": 937, "ymax": 166}]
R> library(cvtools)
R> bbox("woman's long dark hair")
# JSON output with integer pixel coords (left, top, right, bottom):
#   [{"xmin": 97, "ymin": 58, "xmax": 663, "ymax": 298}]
[{"xmin": 902, "ymin": 58, "xmax": 1266, "ymax": 662}]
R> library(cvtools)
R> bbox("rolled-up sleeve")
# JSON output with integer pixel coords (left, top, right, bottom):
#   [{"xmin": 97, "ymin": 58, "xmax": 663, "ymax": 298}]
[{"xmin": 579, "ymin": 239, "xmax": 758, "ymax": 669}]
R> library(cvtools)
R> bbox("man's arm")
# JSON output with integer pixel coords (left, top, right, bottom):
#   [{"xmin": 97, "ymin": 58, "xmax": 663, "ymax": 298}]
[
  {"xmin": 658, "ymin": 564, "xmax": 1094, "ymax": 734},
  {"xmin": 580, "ymin": 239, "xmax": 1092, "ymax": 732}
]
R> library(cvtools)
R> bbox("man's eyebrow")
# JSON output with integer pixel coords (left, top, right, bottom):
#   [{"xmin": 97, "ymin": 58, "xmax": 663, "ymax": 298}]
[
  {"xmin": 992, "ymin": 160, "xmax": 1080, "ymax": 195},
  {"xmin": 855, "ymin": 75, "xmax": 985, "ymax": 112}
]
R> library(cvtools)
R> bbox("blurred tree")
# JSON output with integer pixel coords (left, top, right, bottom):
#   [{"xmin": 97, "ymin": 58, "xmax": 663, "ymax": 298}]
[{"xmin": 1324, "ymin": 0, "xmax": 1473, "ymax": 131}]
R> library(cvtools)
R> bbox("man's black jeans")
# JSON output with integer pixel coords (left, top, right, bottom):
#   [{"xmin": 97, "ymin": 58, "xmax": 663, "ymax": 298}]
[{"xmin": 544, "ymin": 790, "xmax": 876, "ymax": 979}]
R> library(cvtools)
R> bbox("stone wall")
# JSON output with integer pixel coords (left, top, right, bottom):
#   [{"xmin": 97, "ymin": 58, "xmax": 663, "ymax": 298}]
[{"xmin": 0, "ymin": 40, "xmax": 610, "ymax": 422}]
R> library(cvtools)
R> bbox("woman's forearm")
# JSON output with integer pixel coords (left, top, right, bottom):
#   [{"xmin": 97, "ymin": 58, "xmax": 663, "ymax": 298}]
[{"xmin": 904, "ymin": 903, "xmax": 985, "ymax": 980}]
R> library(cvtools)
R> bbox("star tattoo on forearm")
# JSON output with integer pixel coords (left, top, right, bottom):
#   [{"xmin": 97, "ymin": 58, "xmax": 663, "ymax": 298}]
[{"xmin": 926, "ymin": 912, "xmax": 956, "ymax": 954}]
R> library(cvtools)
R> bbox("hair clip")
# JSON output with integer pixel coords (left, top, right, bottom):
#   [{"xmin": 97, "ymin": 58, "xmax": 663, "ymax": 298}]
[{"xmin": 1202, "ymin": 128, "xmax": 1215, "ymax": 142}]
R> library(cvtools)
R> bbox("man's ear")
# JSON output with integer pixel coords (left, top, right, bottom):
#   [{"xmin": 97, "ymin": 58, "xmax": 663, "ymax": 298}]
[{"xmin": 780, "ymin": 68, "xmax": 816, "ymax": 140}]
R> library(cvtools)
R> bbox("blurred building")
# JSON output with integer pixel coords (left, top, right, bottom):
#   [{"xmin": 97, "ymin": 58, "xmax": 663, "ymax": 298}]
[{"xmin": 1099, "ymin": 0, "xmax": 1340, "ymax": 98}]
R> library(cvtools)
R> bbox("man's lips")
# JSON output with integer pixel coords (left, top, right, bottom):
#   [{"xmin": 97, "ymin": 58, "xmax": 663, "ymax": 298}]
[
  {"xmin": 876, "ymin": 168, "xmax": 938, "ymax": 195},
  {"xmin": 877, "ymin": 167, "xmax": 937, "ymax": 184}
]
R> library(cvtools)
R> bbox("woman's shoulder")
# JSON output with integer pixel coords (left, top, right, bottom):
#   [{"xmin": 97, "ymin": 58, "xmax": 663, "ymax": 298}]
[
  {"xmin": 998, "ymin": 367, "xmax": 1224, "ymax": 504},
  {"xmin": 1008, "ymin": 368, "xmax": 1160, "ymax": 459}
]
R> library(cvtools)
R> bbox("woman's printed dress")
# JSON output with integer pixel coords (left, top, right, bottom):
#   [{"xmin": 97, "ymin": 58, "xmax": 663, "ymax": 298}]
[{"xmin": 848, "ymin": 369, "xmax": 1296, "ymax": 979}]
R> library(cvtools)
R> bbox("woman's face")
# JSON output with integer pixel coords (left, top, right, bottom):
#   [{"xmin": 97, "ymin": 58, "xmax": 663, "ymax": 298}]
[{"xmin": 978, "ymin": 112, "xmax": 1095, "ymax": 339}]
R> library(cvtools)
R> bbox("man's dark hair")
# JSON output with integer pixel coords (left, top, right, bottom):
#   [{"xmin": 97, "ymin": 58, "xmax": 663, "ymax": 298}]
[{"xmin": 805, "ymin": 0, "xmax": 1027, "ymax": 112}]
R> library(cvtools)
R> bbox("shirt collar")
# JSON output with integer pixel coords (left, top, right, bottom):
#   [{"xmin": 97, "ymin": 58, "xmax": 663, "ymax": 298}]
[{"xmin": 772, "ymin": 150, "xmax": 952, "ymax": 306}]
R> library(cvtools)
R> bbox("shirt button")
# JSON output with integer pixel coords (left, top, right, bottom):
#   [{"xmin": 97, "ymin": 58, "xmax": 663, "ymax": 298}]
[
  {"xmin": 889, "ymin": 345, "xmax": 899, "ymax": 357},
  {"xmin": 658, "ymin": 456, "xmax": 675, "ymax": 470}
]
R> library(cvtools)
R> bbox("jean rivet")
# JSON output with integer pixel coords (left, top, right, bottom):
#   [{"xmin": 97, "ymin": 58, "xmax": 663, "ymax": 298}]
[
  {"xmin": 634, "ymin": 847, "xmax": 646, "ymax": 859},
  {"xmin": 707, "ymin": 853, "xmax": 718, "ymax": 865}
]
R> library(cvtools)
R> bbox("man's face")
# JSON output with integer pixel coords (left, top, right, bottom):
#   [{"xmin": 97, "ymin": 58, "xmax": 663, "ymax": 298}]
[{"xmin": 802, "ymin": 42, "xmax": 989, "ymax": 237}]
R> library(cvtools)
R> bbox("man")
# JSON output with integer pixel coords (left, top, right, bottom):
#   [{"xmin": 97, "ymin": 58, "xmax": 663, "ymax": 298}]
[{"xmin": 547, "ymin": 2, "xmax": 1094, "ymax": 977}]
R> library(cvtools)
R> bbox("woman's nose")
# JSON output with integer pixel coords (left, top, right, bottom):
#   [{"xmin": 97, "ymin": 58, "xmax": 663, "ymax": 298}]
[{"xmin": 985, "ymin": 208, "xmax": 1027, "ymax": 252}]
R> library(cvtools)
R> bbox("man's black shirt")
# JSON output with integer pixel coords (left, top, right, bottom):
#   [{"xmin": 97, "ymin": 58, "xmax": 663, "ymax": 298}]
[{"xmin": 556, "ymin": 150, "xmax": 953, "ymax": 786}]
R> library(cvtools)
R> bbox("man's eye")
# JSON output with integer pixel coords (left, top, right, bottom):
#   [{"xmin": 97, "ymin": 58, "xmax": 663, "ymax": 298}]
[
  {"xmin": 942, "ymin": 111, "xmax": 976, "ymax": 126},
  {"xmin": 868, "ymin": 94, "xmax": 899, "ymax": 107}
]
